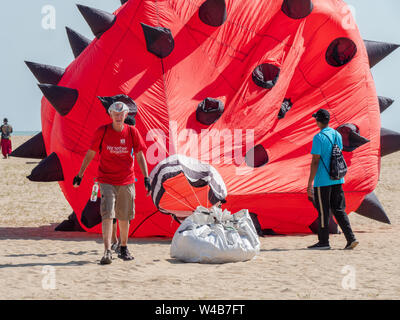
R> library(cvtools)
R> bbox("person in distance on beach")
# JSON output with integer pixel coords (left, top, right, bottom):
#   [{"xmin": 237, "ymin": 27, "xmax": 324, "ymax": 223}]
[{"xmin": 1, "ymin": 118, "xmax": 13, "ymax": 159}]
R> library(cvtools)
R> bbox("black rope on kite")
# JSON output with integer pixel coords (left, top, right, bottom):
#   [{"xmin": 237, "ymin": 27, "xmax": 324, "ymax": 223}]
[
  {"xmin": 171, "ymin": 213, "xmax": 182, "ymax": 225},
  {"xmin": 129, "ymin": 210, "xmax": 160, "ymax": 237}
]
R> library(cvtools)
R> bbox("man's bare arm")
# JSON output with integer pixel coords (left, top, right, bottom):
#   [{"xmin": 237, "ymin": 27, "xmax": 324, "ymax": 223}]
[
  {"xmin": 136, "ymin": 151, "xmax": 149, "ymax": 178},
  {"xmin": 73, "ymin": 150, "xmax": 96, "ymax": 188},
  {"xmin": 78, "ymin": 150, "xmax": 96, "ymax": 177},
  {"xmin": 308, "ymin": 155, "xmax": 320, "ymax": 185},
  {"xmin": 307, "ymin": 154, "xmax": 320, "ymax": 198},
  {"xmin": 136, "ymin": 151, "xmax": 150, "ymax": 195}
]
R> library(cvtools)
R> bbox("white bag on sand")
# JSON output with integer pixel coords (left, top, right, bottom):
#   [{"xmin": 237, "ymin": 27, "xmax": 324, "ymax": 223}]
[{"xmin": 170, "ymin": 206, "xmax": 260, "ymax": 263}]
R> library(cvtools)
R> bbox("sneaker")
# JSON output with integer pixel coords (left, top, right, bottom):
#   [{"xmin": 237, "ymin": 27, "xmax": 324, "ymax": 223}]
[
  {"xmin": 100, "ymin": 249, "xmax": 113, "ymax": 265},
  {"xmin": 111, "ymin": 240, "xmax": 120, "ymax": 253},
  {"xmin": 344, "ymin": 240, "xmax": 359, "ymax": 250},
  {"xmin": 307, "ymin": 242, "xmax": 331, "ymax": 250},
  {"xmin": 118, "ymin": 246, "xmax": 134, "ymax": 261}
]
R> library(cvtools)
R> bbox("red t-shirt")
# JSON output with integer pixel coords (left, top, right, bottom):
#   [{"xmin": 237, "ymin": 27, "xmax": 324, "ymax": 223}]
[{"xmin": 90, "ymin": 124, "xmax": 147, "ymax": 185}]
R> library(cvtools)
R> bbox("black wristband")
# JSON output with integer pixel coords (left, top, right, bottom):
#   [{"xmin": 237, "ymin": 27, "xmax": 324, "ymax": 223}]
[
  {"xmin": 144, "ymin": 177, "xmax": 151, "ymax": 192},
  {"xmin": 73, "ymin": 175, "xmax": 82, "ymax": 186}
]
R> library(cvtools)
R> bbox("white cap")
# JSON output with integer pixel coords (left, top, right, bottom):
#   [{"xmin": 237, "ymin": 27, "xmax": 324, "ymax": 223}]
[{"xmin": 108, "ymin": 101, "xmax": 129, "ymax": 114}]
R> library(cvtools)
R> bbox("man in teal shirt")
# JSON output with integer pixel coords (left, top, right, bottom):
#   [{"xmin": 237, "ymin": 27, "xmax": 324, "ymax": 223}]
[{"xmin": 307, "ymin": 109, "xmax": 358, "ymax": 250}]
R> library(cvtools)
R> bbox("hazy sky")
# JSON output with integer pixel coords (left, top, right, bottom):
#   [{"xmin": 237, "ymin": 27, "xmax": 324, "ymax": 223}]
[{"xmin": 0, "ymin": 0, "xmax": 399, "ymax": 131}]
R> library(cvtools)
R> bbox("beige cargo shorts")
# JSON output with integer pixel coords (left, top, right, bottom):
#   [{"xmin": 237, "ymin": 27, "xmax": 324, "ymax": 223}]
[{"xmin": 99, "ymin": 183, "xmax": 135, "ymax": 221}]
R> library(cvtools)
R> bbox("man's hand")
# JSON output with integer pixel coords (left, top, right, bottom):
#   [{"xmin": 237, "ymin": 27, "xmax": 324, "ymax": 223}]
[
  {"xmin": 144, "ymin": 177, "xmax": 151, "ymax": 196},
  {"xmin": 73, "ymin": 175, "xmax": 82, "ymax": 188},
  {"xmin": 74, "ymin": 150, "xmax": 96, "ymax": 188},
  {"xmin": 307, "ymin": 184, "xmax": 314, "ymax": 201}
]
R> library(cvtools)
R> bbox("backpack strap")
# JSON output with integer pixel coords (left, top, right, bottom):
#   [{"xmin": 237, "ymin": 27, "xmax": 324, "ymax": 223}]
[
  {"xmin": 321, "ymin": 132, "xmax": 333, "ymax": 145},
  {"xmin": 317, "ymin": 133, "xmax": 332, "ymax": 176},
  {"xmin": 321, "ymin": 130, "xmax": 340, "ymax": 146},
  {"xmin": 129, "ymin": 125, "xmax": 135, "ymax": 154},
  {"xmin": 319, "ymin": 154, "xmax": 331, "ymax": 176},
  {"xmin": 99, "ymin": 126, "xmax": 107, "ymax": 153}
]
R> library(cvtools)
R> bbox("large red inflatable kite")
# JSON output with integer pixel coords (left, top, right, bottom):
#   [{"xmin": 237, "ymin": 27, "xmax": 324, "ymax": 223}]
[{"xmin": 14, "ymin": 0, "xmax": 399, "ymax": 236}]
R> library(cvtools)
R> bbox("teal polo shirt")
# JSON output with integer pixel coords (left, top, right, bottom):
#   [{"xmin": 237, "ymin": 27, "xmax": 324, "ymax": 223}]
[{"xmin": 311, "ymin": 127, "xmax": 345, "ymax": 187}]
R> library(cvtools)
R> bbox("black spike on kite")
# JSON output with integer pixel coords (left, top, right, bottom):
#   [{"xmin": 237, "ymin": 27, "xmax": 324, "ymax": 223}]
[
  {"xmin": 378, "ymin": 96, "xmax": 395, "ymax": 113},
  {"xmin": 97, "ymin": 94, "xmax": 137, "ymax": 114},
  {"xmin": 364, "ymin": 40, "xmax": 400, "ymax": 68},
  {"xmin": 308, "ymin": 196, "xmax": 339, "ymax": 234},
  {"xmin": 24, "ymin": 61, "xmax": 65, "ymax": 85},
  {"xmin": 55, "ymin": 212, "xmax": 85, "ymax": 232},
  {"xmin": 38, "ymin": 84, "xmax": 78, "ymax": 116},
  {"xmin": 66, "ymin": 27, "xmax": 91, "ymax": 58},
  {"xmin": 140, "ymin": 23, "xmax": 175, "ymax": 58},
  {"xmin": 199, "ymin": 0, "xmax": 227, "ymax": 27},
  {"xmin": 97, "ymin": 95, "xmax": 138, "ymax": 125},
  {"xmin": 337, "ymin": 124, "xmax": 370, "ymax": 152},
  {"xmin": 27, "ymin": 152, "xmax": 64, "ymax": 182},
  {"xmin": 347, "ymin": 130, "xmax": 370, "ymax": 152},
  {"xmin": 355, "ymin": 192, "xmax": 390, "ymax": 224},
  {"xmin": 10, "ymin": 132, "xmax": 46, "ymax": 159},
  {"xmin": 76, "ymin": 4, "xmax": 116, "ymax": 39},
  {"xmin": 381, "ymin": 127, "xmax": 400, "ymax": 157},
  {"xmin": 249, "ymin": 213, "xmax": 264, "ymax": 237},
  {"xmin": 309, "ymin": 214, "xmax": 340, "ymax": 234},
  {"xmin": 120, "ymin": 0, "xmax": 128, "ymax": 5},
  {"xmin": 81, "ymin": 198, "xmax": 102, "ymax": 228}
]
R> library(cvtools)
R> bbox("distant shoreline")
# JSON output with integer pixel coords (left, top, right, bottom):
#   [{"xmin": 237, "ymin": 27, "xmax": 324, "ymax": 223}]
[{"xmin": 12, "ymin": 131, "xmax": 40, "ymax": 136}]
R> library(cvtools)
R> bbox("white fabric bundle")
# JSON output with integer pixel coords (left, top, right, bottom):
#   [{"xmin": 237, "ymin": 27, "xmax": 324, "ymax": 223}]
[{"xmin": 170, "ymin": 206, "xmax": 260, "ymax": 263}]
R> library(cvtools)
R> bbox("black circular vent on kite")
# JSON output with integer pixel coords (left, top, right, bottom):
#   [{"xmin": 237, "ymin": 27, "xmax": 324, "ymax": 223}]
[
  {"xmin": 140, "ymin": 23, "xmax": 175, "ymax": 58},
  {"xmin": 278, "ymin": 98, "xmax": 293, "ymax": 119},
  {"xmin": 326, "ymin": 38, "xmax": 357, "ymax": 67},
  {"xmin": 281, "ymin": 0, "xmax": 313, "ymax": 19},
  {"xmin": 245, "ymin": 145, "xmax": 269, "ymax": 168},
  {"xmin": 252, "ymin": 64, "xmax": 280, "ymax": 89},
  {"xmin": 337, "ymin": 123, "xmax": 370, "ymax": 152},
  {"xmin": 196, "ymin": 98, "xmax": 224, "ymax": 125},
  {"xmin": 199, "ymin": 0, "xmax": 227, "ymax": 27}
]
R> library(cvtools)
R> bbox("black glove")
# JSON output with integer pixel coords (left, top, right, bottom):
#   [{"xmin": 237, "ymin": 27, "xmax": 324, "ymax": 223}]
[
  {"xmin": 73, "ymin": 175, "xmax": 82, "ymax": 186},
  {"xmin": 144, "ymin": 177, "xmax": 151, "ymax": 192}
]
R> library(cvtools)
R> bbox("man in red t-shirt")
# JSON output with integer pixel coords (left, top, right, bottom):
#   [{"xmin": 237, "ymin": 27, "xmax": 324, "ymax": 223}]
[{"xmin": 73, "ymin": 102, "xmax": 151, "ymax": 265}]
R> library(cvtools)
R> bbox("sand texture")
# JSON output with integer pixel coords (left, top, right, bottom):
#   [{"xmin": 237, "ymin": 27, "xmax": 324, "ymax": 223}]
[{"xmin": 0, "ymin": 136, "xmax": 399, "ymax": 300}]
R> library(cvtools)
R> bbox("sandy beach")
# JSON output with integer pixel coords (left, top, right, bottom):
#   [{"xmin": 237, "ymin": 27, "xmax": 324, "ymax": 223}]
[{"xmin": 0, "ymin": 136, "xmax": 399, "ymax": 300}]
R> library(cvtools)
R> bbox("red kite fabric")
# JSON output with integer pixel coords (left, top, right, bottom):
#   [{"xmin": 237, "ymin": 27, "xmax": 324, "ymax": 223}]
[{"xmin": 17, "ymin": 0, "xmax": 398, "ymax": 236}]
